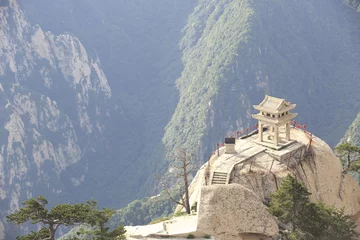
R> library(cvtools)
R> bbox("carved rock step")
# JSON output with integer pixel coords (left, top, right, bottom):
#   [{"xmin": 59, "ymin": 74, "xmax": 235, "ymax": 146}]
[{"xmin": 211, "ymin": 172, "xmax": 228, "ymax": 185}]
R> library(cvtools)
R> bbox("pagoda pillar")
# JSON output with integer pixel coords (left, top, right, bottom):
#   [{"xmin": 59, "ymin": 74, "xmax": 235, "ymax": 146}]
[
  {"xmin": 286, "ymin": 122, "xmax": 291, "ymax": 141},
  {"xmin": 258, "ymin": 121, "xmax": 263, "ymax": 142},
  {"xmin": 274, "ymin": 125, "xmax": 279, "ymax": 146}
]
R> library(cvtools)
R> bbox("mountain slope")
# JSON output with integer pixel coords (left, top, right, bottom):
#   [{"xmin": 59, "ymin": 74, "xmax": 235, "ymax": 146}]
[
  {"xmin": 18, "ymin": 0, "xmax": 197, "ymax": 206},
  {"xmin": 163, "ymin": 0, "xmax": 360, "ymax": 161},
  {"xmin": 0, "ymin": 1, "xmax": 111, "ymax": 237},
  {"xmin": 340, "ymin": 113, "xmax": 360, "ymax": 145}
]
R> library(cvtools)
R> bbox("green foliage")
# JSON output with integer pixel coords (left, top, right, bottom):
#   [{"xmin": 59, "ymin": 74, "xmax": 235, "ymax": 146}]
[
  {"xmin": 268, "ymin": 175, "xmax": 311, "ymax": 231},
  {"xmin": 163, "ymin": 0, "xmax": 360, "ymax": 164},
  {"xmin": 148, "ymin": 217, "xmax": 170, "ymax": 225},
  {"xmin": 7, "ymin": 196, "xmax": 92, "ymax": 240},
  {"xmin": 70, "ymin": 200, "xmax": 126, "ymax": 240},
  {"xmin": 340, "ymin": 113, "xmax": 360, "ymax": 146},
  {"xmin": 75, "ymin": 225, "xmax": 126, "ymax": 240},
  {"xmin": 163, "ymin": 0, "xmax": 256, "ymax": 157},
  {"xmin": 314, "ymin": 203, "xmax": 358, "ymax": 240},
  {"xmin": 269, "ymin": 175, "xmax": 358, "ymax": 240},
  {"xmin": 61, "ymin": 190, "xmax": 176, "ymax": 240},
  {"xmin": 173, "ymin": 211, "xmax": 187, "ymax": 217},
  {"xmin": 108, "ymin": 190, "xmax": 178, "ymax": 227},
  {"xmin": 186, "ymin": 233, "xmax": 195, "ymax": 239},
  {"xmin": 7, "ymin": 196, "xmax": 126, "ymax": 240},
  {"xmin": 343, "ymin": 0, "xmax": 360, "ymax": 11},
  {"xmin": 16, "ymin": 228, "xmax": 50, "ymax": 240},
  {"xmin": 335, "ymin": 142, "xmax": 360, "ymax": 172}
]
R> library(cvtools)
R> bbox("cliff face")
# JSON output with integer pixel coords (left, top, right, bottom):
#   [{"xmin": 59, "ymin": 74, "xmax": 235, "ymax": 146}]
[
  {"xmin": 3, "ymin": 0, "xmax": 360, "ymax": 235},
  {"xmin": 192, "ymin": 128, "xmax": 360, "ymax": 239},
  {"xmin": 163, "ymin": 0, "xmax": 360, "ymax": 161},
  {"xmin": 18, "ymin": 0, "xmax": 197, "ymax": 205},
  {"xmin": 0, "ymin": 1, "xmax": 111, "ymax": 237},
  {"xmin": 340, "ymin": 112, "xmax": 360, "ymax": 146},
  {"xmin": 123, "ymin": 128, "xmax": 360, "ymax": 240},
  {"xmin": 16, "ymin": 0, "xmax": 360, "ymax": 210}
]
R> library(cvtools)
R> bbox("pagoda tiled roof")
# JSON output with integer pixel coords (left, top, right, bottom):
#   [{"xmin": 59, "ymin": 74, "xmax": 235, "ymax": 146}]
[{"xmin": 254, "ymin": 95, "xmax": 296, "ymax": 114}]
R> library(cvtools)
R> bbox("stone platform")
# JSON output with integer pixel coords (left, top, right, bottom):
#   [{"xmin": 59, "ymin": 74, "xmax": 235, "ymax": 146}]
[{"xmin": 209, "ymin": 128, "xmax": 306, "ymax": 186}]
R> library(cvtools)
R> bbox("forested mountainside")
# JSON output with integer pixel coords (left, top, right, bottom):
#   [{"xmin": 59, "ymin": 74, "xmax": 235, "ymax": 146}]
[
  {"xmin": 18, "ymin": 0, "xmax": 197, "ymax": 206},
  {"xmin": 163, "ymin": 0, "xmax": 360, "ymax": 159},
  {"xmin": 340, "ymin": 113, "xmax": 360, "ymax": 145},
  {"xmin": 3, "ymin": 0, "xmax": 360, "ymax": 232},
  {"xmin": 344, "ymin": 0, "xmax": 360, "ymax": 10},
  {"xmin": 0, "ymin": 0, "xmax": 111, "ymax": 237}
]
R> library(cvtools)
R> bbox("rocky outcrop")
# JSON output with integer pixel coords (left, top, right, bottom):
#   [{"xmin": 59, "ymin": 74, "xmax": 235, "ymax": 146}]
[
  {"xmin": 229, "ymin": 129, "xmax": 360, "ymax": 217},
  {"xmin": 125, "ymin": 128, "xmax": 360, "ymax": 240},
  {"xmin": 197, "ymin": 185, "xmax": 278, "ymax": 240},
  {"xmin": 339, "ymin": 112, "xmax": 360, "ymax": 146},
  {"xmin": 186, "ymin": 128, "xmax": 360, "ymax": 239},
  {"xmin": 0, "ymin": 1, "xmax": 111, "ymax": 237}
]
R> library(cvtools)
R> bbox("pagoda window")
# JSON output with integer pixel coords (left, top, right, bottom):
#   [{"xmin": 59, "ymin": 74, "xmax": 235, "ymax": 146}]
[
  {"xmin": 266, "ymin": 113, "xmax": 270, "ymax": 117},
  {"xmin": 272, "ymin": 114, "xmax": 275, "ymax": 118}
]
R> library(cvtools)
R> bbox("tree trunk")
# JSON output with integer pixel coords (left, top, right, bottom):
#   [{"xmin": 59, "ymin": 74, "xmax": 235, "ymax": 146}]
[
  {"xmin": 49, "ymin": 225, "xmax": 56, "ymax": 240},
  {"xmin": 184, "ymin": 166, "xmax": 191, "ymax": 214}
]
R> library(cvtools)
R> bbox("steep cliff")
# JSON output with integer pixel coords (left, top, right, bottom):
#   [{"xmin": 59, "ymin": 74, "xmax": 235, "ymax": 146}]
[
  {"xmin": 123, "ymin": 128, "xmax": 360, "ymax": 240},
  {"xmin": 0, "ymin": 1, "xmax": 111, "ymax": 237},
  {"xmin": 163, "ymin": 0, "xmax": 360, "ymax": 161},
  {"xmin": 17, "ymin": 0, "xmax": 360, "ymax": 206},
  {"xmin": 194, "ymin": 129, "xmax": 360, "ymax": 239},
  {"xmin": 19, "ymin": 0, "xmax": 197, "ymax": 205},
  {"xmin": 8, "ymin": 0, "xmax": 360, "ymax": 226},
  {"xmin": 340, "ymin": 112, "xmax": 360, "ymax": 145}
]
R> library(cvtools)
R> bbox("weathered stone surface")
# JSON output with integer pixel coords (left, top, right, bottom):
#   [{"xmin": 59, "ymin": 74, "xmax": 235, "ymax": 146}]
[
  {"xmin": 127, "ymin": 130, "xmax": 360, "ymax": 240},
  {"xmin": 231, "ymin": 129, "xmax": 360, "ymax": 217},
  {"xmin": 197, "ymin": 185, "xmax": 278, "ymax": 239},
  {"xmin": 194, "ymin": 128, "xmax": 360, "ymax": 238}
]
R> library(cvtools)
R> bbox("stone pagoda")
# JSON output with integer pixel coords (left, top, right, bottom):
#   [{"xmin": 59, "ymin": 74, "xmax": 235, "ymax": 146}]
[{"xmin": 252, "ymin": 95, "xmax": 297, "ymax": 146}]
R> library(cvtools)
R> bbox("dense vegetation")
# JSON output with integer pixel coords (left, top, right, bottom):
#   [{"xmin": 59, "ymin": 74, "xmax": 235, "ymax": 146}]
[
  {"xmin": 164, "ymin": 0, "xmax": 360, "ymax": 163},
  {"xmin": 7, "ymin": 197, "xmax": 125, "ymax": 240},
  {"xmin": 344, "ymin": 0, "xmax": 360, "ymax": 10},
  {"xmin": 16, "ymin": 0, "xmax": 360, "ymax": 224},
  {"xmin": 340, "ymin": 113, "xmax": 360, "ymax": 146},
  {"xmin": 335, "ymin": 142, "xmax": 360, "ymax": 172},
  {"xmin": 60, "ymin": 191, "xmax": 177, "ymax": 240},
  {"xmin": 269, "ymin": 175, "xmax": 358, "ymax": 240},
  {"xmin": 108, "ymin": 191, "xmax": 177, "ymax": 227},
  {"xmin": 19, "ymin": 0, "xmax": 196, "ymax": 207}
]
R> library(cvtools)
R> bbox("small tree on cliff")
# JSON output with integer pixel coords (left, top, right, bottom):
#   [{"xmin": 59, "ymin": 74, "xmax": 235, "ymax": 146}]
[
  {"xmin": 268, "ymin": 175, "xmax": 311, "ymax": 233},
  {"xmin": 76, "ymin": 200, "xmax": 126, "ymax": 240},
  {"xmin": 335, "ymin": 142, "xmax": 360, "ymax": 173},
  {"xmin": 7, "ymin": 196, "xmax": 91, "ymax": 240},
  {"xmin": 159, "ymin": 148, "xmax": 195, "ymax": 214},
  {"xmin": 269, "ymin": 175, "xmax": 358, "ymax": 240}
]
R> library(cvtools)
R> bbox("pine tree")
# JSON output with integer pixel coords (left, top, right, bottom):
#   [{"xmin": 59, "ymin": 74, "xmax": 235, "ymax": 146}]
[
  {"xmin": 7, "ymin": 196, "xmax": 92, "ymax": 240},
  {"xmin": 76, "ymin": 200, "xmax": 126, "ymax": 240},
  {"xmin": 335, "ymin": 142, "xmax": 360, "ymax": 172},
  {"xmin": 269, "ymin": 175, "xmax": 358, "ymax": 240},
  {"xmin": 268, "ymin": 175, "xmax": 310, "ymax": 232}
]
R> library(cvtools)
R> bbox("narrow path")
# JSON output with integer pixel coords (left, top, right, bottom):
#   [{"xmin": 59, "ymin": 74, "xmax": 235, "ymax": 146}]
[{"xmin": 210, "ymin": 138, "xmax": 266, "ymax": 185}]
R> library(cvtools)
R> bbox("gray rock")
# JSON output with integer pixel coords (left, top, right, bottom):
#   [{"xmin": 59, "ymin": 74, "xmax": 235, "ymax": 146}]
[{"xmin": 197, "ymin": 185, "xmax": 278, "ymax": 240}]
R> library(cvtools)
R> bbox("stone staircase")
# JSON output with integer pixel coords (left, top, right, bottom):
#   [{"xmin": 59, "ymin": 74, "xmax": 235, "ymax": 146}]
[{"xmin": 211, "ymin": 172, "xmax": 228, "ymax": 185}]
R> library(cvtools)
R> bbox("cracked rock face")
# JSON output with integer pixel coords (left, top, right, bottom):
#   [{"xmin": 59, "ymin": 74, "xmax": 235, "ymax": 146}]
[
  {"xmin": 0, "ymin": 1, "xmax": 111, "ymax": 237},
  {"xmin": 190, "ymin": 129, "xmax": 360, "ymax": 239},
  {"xmin": 197, "ymin": 185, "xmax": 278, "ymax": 240}
]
